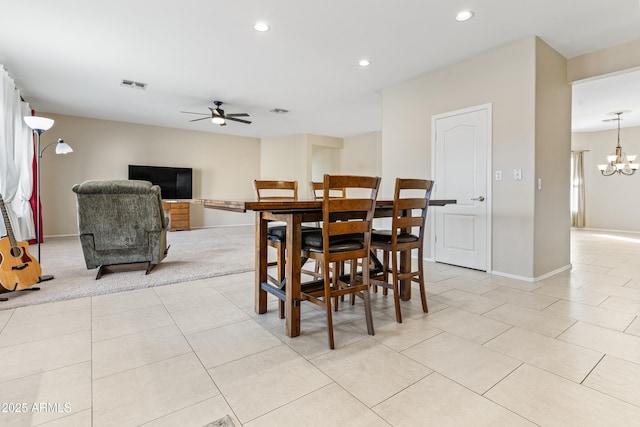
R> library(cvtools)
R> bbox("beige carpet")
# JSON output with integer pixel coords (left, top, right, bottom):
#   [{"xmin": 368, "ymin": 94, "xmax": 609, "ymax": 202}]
[{"xmin": 0, "ymin": 226, "xmax": 255, "ymax": 310}]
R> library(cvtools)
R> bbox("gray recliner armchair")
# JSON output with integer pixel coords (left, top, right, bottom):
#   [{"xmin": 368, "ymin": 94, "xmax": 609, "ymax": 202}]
[{"xmin": 72, "ymin": 179, "xmax": 169, "ymax": 279}]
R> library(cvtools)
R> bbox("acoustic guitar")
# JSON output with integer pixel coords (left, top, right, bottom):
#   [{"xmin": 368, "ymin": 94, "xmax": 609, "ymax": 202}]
[{"xmin": 0, "ymin": 194, "xmax": 42, "ymax": 291}]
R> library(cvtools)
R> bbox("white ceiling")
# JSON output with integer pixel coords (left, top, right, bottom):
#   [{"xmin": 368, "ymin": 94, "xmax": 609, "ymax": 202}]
[
  {"xmin": 1, "ymin": 0, "xmax": 640, "ymax": 139},
  {"xmin": 572, "ymin": 69, "xmax": 640, "ymax": 132}
]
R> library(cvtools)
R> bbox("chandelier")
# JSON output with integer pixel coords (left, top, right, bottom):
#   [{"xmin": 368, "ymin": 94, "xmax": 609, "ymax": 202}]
[{"xmin": 597, "ymin": 111, "xmax": 638, "ymax": 176}]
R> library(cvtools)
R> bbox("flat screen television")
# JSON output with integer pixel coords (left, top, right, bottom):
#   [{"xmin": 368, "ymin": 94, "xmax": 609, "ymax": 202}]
[{"xmin": 128, "ymin": 165, "xmax": 193, "ymax": 199}]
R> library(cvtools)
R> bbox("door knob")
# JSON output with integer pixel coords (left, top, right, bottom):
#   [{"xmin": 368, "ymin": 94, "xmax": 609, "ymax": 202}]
[{"xmin": 471, "ymin": 196, "xmax": 485, "ymax": 202}]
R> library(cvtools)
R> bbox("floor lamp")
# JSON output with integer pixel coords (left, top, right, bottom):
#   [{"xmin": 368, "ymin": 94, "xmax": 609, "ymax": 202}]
[{"xmin": 24, "ymin": 116, "xmax": 73, "ymax": 282}]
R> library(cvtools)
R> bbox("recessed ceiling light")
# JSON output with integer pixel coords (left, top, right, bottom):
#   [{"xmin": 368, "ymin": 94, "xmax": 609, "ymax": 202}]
[
  {"xmin": 358, "ymin": 59, "xmax": 371, "ymax": 67},
  {"xmin": 254, "ymin": 22, "xmax": 270, "ymax": 32},
  {"xmin": 455, "ymin": 10, "xmax": 474, "ymax": 22}
]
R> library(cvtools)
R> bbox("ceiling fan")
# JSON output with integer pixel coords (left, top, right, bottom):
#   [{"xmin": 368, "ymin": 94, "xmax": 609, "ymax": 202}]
[{"xmin": 181, "ymin": 101, "xmax": 251, "ymax": 126}]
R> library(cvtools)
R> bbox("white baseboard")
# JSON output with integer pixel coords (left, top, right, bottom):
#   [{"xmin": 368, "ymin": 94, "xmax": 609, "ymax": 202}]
[
  {"xmin": 575, "ymin": 227, "xmax": 640, "ymax": 235},
  {"xmin": 418, "ymin": 253, "xmax": 572, "ymax": 283},
  {"xmin": 192, "ymin": 224, "xmax": 253, "ymax": 229},
  {"xmin": 491, "ymin": 264, "xmax": 572, "ymax": 283}
]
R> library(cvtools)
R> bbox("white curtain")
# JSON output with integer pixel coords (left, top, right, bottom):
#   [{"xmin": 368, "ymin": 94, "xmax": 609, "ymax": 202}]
[
  {"xmin": 571, "ymin": 150, "xmax": 586, "ymax": 228},
  {"xmin": 0, "ymin": 65, "xmax": 34, "ymax": 240}
]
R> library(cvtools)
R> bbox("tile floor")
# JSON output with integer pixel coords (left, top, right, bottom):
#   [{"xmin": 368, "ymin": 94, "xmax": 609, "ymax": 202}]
[{"xmin": 1, "ymin": 230, "xmax": 640, "ymax": 426}]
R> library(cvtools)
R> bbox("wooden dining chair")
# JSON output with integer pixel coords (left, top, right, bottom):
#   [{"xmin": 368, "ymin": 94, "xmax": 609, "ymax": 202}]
[
  {"xmin": 370, "ymin": 178, "xmax": 434, "ymax": 323},
  {"xmin": 301, "ymin": 174, "xmax": 380, "ymax": 349},
  {"xmin": 309, "ymin": 181, "xmax": 346, "ymax": 200},
  {"xmin": 306, "ymin": 181, "xmax": 347, "ymax": 279},
  {"xmin": 253, "ymin": 180, "xmax": 298, "ymax": 318}
]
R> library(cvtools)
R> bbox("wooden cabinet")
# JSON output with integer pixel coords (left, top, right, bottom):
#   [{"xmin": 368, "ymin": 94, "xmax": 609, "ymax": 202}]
[{"xmin": 162, "ymin": 201, "xmax": 190, "ymax": 231}]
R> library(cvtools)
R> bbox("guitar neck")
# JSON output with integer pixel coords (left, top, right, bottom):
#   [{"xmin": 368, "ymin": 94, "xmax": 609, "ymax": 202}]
[{"xmin": 0, "ymin": 196, "xmax": 18, "ymax": 248}]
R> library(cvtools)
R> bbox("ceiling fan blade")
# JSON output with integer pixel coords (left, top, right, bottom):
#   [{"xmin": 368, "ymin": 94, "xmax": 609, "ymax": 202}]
[
  {"xmin": 189, "ymin": 117, "xmax": 211, "ymax": 122},
  {"xmin": 181, "ymin": 111, "xmax": 209, "ymax": 116},
  {"xmin": 225, "ymin": 117, "xmax": 252, "ymax": 124},
  {"xmin": 225, "ymin": 113, "xmax": 250, "ymax": 117}
]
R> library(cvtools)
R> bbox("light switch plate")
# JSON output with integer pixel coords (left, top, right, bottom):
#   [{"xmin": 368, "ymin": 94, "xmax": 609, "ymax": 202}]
[
  {"xmin": 513, "ymin": 168, "xmax": 522, "ymax": 181},
  {"xmin": 495, "ymin": 170, "xmax": 502, "ymax": 181}
]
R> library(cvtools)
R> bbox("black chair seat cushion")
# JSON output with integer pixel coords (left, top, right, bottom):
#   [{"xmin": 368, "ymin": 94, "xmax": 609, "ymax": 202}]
[
  {"xmin": 371, "ymin": 229, "xmax": 419, "ymax": 244},
  {"xmin": 302, "ymin": 230, "xmax": 364, "ymax": 253},
  {"xmin": 267, "ymin": 225, "xmax": 320, "ymax": 243}
]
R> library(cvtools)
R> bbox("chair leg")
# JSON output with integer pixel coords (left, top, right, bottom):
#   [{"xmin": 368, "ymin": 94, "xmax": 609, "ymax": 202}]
[
  {"xmin": 391, "ymin": 251, "xmax": 402, "ymax": 323},
  {"xmin": 350, "ymin": 259, "xmax": 357, "ymax": 306},
  {"xmin": 339, "ymin": 261, "xmax": 346, "ymax": 303},
  {"xmin": 333, "ymin": 261, "xmax": 341, "ymax": 312},
  {"xmin": 417, "ymin": 246, "xmax": 428, "ymax": 313},
  {"xmin": 362, "ymin": 261, "xmax": 375, "ymax": 336},
  {"xmin": 372, "ymin": 250, "xmax": 379, "ymax": 293},
  {"xmin": 382, "ymin": 250, "xmax": 389, "ymax": 296},
  {"xmin": 324, "ymin": 267, "xmax": 335, "ymax": 349}
]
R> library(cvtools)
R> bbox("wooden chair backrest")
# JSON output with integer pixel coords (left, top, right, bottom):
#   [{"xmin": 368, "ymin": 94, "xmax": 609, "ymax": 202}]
[
  {"xmin": 309, "ymin": 181, "xmax": 346, "ymax": 200},
  {"xmin": 391, "ymin": 178, "xmax": 434, "ymax": 243},
  {"xmin": 321, "ymin": 175, "xmax": 380, "ymax": 260},
  {"xmin": 254, "ymin": 180, "xmax": 298, "ymax": 201}
]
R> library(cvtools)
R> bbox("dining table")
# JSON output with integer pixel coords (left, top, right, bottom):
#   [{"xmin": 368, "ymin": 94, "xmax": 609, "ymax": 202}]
[{"xmin": 194, "ymin": 197, "xmax": 455, "ymax": 338}]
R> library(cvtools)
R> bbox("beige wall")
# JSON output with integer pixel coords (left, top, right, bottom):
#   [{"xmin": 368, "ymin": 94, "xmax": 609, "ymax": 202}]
[
  {"xmin": 41, "ymin": 113, "xmax": 258, "ymax": 236},
  {"xmin": 307, "ymin": 134, "xmax": 343, "ymax": 196},
  {"xmin": 260, "ymin": 136, "xmax": 298, "ymax": 182},
  {"xmin": 340, "ymin": 131, "xmax": 382, "ymax": 177},
  {"xmin": 534, "ymin": 38, "xmax": 572, "ymax": 277},
  {"xmin": 572, "ymin": 126, "xmax": 640, "ymax": 232},
  {"xmin": 312, "ymin": 131, "xmax": 381, "ymax": 182},
  {"xmin": 312, "ymin": 146, "xmax": 340, "ymax": 182},
  {"xmin": 261, "ymin": 133, "xmax": 379, "ymax": 198},
  {"xmin": 382, "ymin": 37, "xmax": 547, "ymax": 278},
  {"xmin": 567, "ymin": 38, "xmax": 640, "ymax": 82}
]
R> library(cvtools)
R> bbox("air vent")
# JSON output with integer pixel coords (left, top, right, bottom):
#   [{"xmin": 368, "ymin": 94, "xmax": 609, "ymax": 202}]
[
  {"xmin": 120, "ymin": 79, "xmax": 147, "ymax": 90},
  {"xmin": 270, "ymin": 108, "xmax": 289, "ymax": 114}
]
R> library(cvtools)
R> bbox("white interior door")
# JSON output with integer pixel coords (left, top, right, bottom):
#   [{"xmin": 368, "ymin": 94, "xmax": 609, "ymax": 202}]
[{"xmin": 432, "ymin": 104, "xmax": 491, "ymax": 271}]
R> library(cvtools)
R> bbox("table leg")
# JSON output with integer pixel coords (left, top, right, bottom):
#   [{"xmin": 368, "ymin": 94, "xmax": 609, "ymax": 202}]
[
  {"xmin": 285, "ymin": 213, "xmax": 302, "ymax": 337},
  {"xmin": 255, "ymin": 212, "xmax": 268, "ymax": 314}
]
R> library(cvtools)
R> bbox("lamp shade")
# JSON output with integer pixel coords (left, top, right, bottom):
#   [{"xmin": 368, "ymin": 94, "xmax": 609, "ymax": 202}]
[
  {"xmin": 211, "ymin": 117, "xmax": 225, "ymax": 125},
  {"xmin": 55, "ymin": 139, "xmax": 73, "ymax": 154},
  {"xmin": 24, "ymin": 116, "xmax": 55, "ymax": 131}
]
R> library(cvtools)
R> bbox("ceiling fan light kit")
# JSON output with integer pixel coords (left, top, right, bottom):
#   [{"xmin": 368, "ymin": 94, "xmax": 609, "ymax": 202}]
[{"xmin": 597, "ymin": 111, "xmax": 638, "ymax": 176}]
